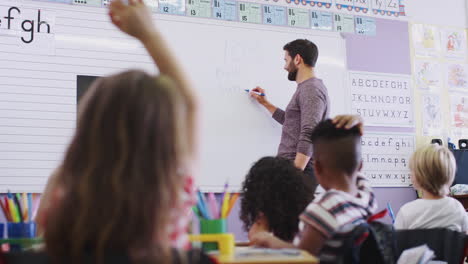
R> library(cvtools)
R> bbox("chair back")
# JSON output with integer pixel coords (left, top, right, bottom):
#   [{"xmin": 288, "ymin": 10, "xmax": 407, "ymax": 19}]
[{"xmin": 396, "ymin": 228, "xmax": 468, "ymax": 264}]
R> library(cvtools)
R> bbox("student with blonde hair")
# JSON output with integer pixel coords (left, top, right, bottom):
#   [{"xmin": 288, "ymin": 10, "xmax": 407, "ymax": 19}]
[{"xmin": 395, "ymin": 144, "xmax": 468, "ymax": 232}]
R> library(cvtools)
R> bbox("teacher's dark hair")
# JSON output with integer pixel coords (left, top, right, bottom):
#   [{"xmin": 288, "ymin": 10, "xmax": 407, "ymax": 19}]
[{"xmin": 283, "ymin": 39, "xmax": 319, "ymax": 67}]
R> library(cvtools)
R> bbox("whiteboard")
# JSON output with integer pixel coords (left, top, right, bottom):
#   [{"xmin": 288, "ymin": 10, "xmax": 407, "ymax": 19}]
[{"xmin": 0, "ymin": 0, "xmax": 346, "ymax": 192}]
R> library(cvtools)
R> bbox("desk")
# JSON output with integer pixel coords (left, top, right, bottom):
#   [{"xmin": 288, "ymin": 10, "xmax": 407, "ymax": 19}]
[{"xmin": 214, "ymin": 247, "xmax": 318, "ymax": 264}]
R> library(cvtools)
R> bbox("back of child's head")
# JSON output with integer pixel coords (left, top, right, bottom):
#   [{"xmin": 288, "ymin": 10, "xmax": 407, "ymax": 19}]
[
  {"xmin": 240, "ymin": 157, "xmax": 313, "ymax": 242},
  {"xmin": 410, "ymin": 144, "xmax": 456, "ymax": 196},
  {"xmin": 310, "ymin": 119, "xmax": 362, "ymax": 176},
  {"xmin": 44, "ymin": 70, "xmax": 195, "ymax": 261}
]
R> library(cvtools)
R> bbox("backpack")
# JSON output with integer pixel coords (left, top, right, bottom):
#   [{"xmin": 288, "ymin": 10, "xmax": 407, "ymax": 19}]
[{"xmin": 319, "ymin": 209, "xmax": 397, "ymax": 264}]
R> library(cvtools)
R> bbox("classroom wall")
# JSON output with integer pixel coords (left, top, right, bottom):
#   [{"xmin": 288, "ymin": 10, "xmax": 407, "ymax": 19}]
[
  {"xmin": 1, "ymin": 0, "xmax": 466, "ymax": 242},
  {"xmin": 406, "ymin": 0, "xmax": 467, "ymax": 28},
  {"xmin": 354, "ymin": 0, "xmax": 468, "ymax": 223},
  {"xmin": 225, "ymin": 0, "xmax": 468, "ymax": 240}
]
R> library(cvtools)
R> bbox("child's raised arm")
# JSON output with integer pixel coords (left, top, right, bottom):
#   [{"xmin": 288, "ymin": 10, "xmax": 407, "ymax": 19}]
[{"xmin": 108, "ymin": 0, "xmax": 197, "ymax": 111}]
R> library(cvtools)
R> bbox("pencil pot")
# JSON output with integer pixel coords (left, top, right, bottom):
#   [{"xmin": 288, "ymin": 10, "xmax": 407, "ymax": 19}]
[
  {"xmin": 6, "ymin": 222, "xmax": 37, "ymax": 252},
  {"xmin": 7, "ymin": 222, "xmax": 36, "ymax": 238},
  {"xmin": 0, "ymin": 223, "xmax": 4, "ymax": 239},
  {"xmin": 200, "ymin": 218, "xmax": 227, "ymax": 252}
]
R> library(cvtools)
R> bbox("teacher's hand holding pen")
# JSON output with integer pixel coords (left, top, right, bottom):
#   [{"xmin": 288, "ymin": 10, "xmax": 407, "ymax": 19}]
[
  {"xmin": 249, "ymin": 86, "xmax": 267, "ymax": 103},
  {"xmin": 248, "ymin": 86, "xmax": 278, "ymax": 114}
]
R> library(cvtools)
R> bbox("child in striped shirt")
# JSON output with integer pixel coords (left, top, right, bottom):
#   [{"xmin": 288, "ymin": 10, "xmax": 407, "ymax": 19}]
[{"xmin": 250, "ymin": 119, "xmax": 377, "ymax": 256}]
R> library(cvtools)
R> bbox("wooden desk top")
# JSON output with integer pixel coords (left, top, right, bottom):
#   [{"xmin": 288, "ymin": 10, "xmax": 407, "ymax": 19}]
[{"xmin": 214, "ymin": 247, "xmax": 318, "ymax": 264}]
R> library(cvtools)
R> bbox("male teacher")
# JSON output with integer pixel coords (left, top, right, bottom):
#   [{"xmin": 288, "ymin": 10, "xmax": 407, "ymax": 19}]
[{"xmin": 250, "ymin": 39, "xmax": 329, "ymax": 192}]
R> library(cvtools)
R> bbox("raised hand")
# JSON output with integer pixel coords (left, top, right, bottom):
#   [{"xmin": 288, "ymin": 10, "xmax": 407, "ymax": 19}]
[{"xmin": 109, "ymin": 0, "xmax": 156, "ymax": 42}]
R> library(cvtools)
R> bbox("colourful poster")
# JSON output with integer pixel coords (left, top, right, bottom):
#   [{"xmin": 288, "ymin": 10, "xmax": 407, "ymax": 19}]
[
  {"xmin": 335, "ymin": 0, "xmax": 354, "ymax": 11},
  {"xmin": 414, "ymin": 60, "xmax": 441, "ymax": 89},
  {"xmin": 355, "ymin": 16, "xmax": 376, "ymax": 36},
  {"xmin": 353, "ymin": 0, "xmax": 370, "ymax": 13},
  {"xmin": 213, "ymin": 0, "xmax": 236, "ymax": 21},
  {"xmin": 349, "ymin": 71, "xmax": 414, "ymax": 127},
  {"xmin": 263, "ymin": 5, "xmax": 286, "ymax": 26},
  {"xmin": 187, "ymin": 0, "xmax": 211, "ymax": 18},
  {"xmin": 441, "ymin": 28, "xmax": 467, "ymax": 60},
  {"xmin": 361, "ymin": 133, "xmax": 414, "ymax": 187},
  {"xmin": 412, "ymin": 24, "xmax": 441, "ymax": 58},
  {"xmin": 238, "ymin": 2, "xmax": 261, "ymax": 24},
  {"xmin": 311, "ymin": 11, "xmax": 333, "ymax": 31},
  {"xmin": 450, "ymin": 93, "xmax": 468, "ymax": 136},
  {"xmin": 422, "ymin": 93, "xmax": 442, "ymax": 136},
  {"xmin": 334, "ymin": 13, "xmax": 354, "ymax": 33},
  {"xmin": 287, "ymin": 8, "xmax": 309, "ymax": 28},
  {"xmin": 446, "ymin": 64, "xmax": 468, "ymax": 90}
]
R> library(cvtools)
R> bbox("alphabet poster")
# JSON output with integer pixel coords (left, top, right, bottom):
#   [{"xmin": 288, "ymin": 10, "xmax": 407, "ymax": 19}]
[
  {"xmin": 0, "ymin": 5, "xmax": 56, "ymax": 55},
  {"xmin": 349, "ymin": 71, "xmax": 414, "ymax": 127},
  {"xmin": 361, "ymin": 133, "xmax": 414, "ymax": 187},
  {"xmin": 371, "ymin": 0, "xmax": 400, "ymax": 16},
  {"xmin": 1, "ymin": 0, "xmax": 387, "ymax": 36}
]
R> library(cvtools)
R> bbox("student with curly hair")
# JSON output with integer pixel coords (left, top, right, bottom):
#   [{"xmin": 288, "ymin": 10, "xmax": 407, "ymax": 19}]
[
  {"xmin": 240, "ymin": 157, "xmax": 314, "ymax": 242},
  {"xmin": 250, "ymin": 119, "xmax": 377, "ymax": 257}
]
